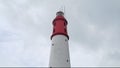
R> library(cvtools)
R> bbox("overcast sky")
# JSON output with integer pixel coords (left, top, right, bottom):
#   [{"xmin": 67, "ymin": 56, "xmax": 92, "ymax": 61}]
[{"xmin": 0, "ymin": 0, "xmax": 120, "ymax": 67}]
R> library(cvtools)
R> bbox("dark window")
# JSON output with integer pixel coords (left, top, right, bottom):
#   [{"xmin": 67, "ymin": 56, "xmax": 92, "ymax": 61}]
[
  {"xmin": 64, "ymin": 28, "xmax": 66, "ymax": 32},
  {"xmin": 53, "ymin": 28, "xmax": 55, "ymax": 33},
  {"xmin": 65, "ymin": 39, "xmax": 67, "ymax": 41},
  {"xmin": 54, "ymin": 22, "xmax": 56, "ymax": 26},
  {"xmin": 64, "ymin": 22, "xmax": 66, "ymax": 26},
  {"xmin": 67, "ymin": 59, "xmax": 69, "ymax": 62},
  {"xmin": 52, "ymin": 44, "xmax": 54, "ymax": 46}
]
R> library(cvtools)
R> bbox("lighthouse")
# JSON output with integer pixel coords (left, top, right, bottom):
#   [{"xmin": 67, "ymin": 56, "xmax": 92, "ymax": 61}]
[{"xmin": 49, "ymin": 11, "xmax": 71, "ymax": 67}]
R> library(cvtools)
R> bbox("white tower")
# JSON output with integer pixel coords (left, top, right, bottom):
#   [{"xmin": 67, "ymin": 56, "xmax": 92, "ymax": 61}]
[{"xmin": 49, "ymin": 11, "xmax": 71, "ymax": 67}]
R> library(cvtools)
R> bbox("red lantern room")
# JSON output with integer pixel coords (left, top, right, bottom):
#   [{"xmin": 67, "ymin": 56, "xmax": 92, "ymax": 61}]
[{"xmin": 51, "ymin": 11, "xmax": 69, "ymax": 40}]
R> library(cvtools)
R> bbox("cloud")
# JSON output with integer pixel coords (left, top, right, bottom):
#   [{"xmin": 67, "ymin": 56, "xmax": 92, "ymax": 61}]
[{"xmin": 0, "ymin": 0, "xmax": 120, "ymax": 67}]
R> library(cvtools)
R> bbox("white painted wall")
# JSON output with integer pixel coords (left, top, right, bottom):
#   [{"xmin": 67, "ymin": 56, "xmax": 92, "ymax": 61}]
[{"xmin": 49, "ymin": 35, "xmax": 71, "ymax": 67}]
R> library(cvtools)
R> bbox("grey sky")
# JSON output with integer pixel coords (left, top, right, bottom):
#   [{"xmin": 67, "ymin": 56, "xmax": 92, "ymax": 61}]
[{"xmin": 0, "ymin": 0, "xmax": 120, "ymax": 67}]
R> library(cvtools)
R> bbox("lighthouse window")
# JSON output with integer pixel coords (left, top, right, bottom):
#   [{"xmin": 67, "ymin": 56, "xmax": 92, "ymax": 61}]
[
  {"xmin": 64, "ymin": 28, "xmax": 66, "ymax": 32},
  {"xmin": 52, "ymin": 44, "xmax": 54, "ymax": 46},
  {"xmin": 64, "ymin": 22, "xmax": 66, "ymax": 26},
  {"xmin": 67, "ymin": 59, "xmax": 69, "ymax": 62},
  {"xmin": 53, "ymin": 28, "xmax": 55, "ymax": 32},
  {"xmin": 54, "ymin": 22, "xmax": 56, "ymax": 26},
  {"xmin": 65, "ymin": 39, "xmax": 67, "ymax": 41}
]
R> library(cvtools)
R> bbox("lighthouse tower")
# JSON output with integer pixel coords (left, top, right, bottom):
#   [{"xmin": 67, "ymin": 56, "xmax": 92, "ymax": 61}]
[{"xmin": 49, "ymin": 11, "xmax": 71, "ymax": 67}]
